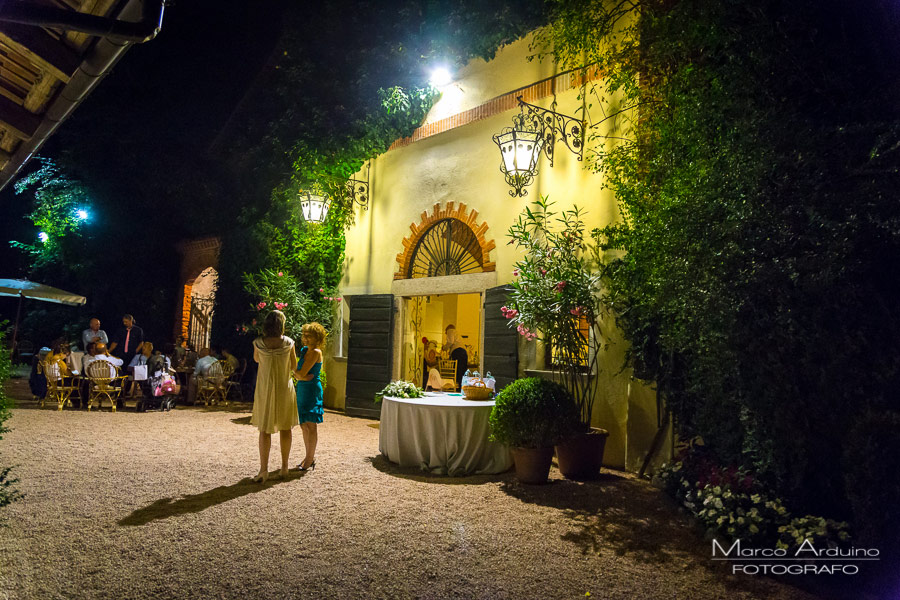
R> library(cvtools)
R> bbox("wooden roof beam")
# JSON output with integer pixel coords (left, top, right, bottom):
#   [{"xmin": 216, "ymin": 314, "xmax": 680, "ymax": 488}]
[
  {"xmin": 0, "ymin": 24, "xmax": 79, "ymax": 82},
  {"xmin": 0, "ymin": 93, "xmax": 38, "ymax": 139}
]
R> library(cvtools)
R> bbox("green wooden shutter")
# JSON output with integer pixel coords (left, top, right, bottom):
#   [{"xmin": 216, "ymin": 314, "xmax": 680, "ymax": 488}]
[
  {"xmin": 483, "ymin": 285, "xmax": 518, "ymax": 392},
  {"xmin": 345, "ymin": 294, "xmax": 394, "ymax": 418}
]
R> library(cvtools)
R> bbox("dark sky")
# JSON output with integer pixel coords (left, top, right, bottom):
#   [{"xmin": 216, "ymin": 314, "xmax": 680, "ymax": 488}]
[{"xmin": 0, "ymin": 0, "xmax": 282, "ymax": 320}]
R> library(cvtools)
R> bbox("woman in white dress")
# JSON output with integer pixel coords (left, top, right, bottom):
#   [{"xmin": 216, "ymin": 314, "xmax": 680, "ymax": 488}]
[{"xmin": 250, "ymin": 310, "xmax": 299, "ymax": 482}]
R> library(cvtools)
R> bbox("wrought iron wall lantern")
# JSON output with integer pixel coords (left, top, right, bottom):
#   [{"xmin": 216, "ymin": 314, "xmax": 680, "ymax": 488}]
[
  {"xmin": 300, "ymin": 163, "xmax": 370, "ymax": 224},
  {"xmin": 299, "ymin": 181, "xmax": 332, "ymax": 224},
  {"xmin": 492, "ymin": 97, "xmax": 585, "ymax": 197}
]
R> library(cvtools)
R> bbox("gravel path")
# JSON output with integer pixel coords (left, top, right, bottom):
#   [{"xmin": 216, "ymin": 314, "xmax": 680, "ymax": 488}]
[{"xmin": 0, "ymin": 379, "xmax": 826, "ymax": 600}]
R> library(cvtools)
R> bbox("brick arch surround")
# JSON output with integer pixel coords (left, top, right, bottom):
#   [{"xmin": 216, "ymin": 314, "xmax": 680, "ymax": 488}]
[
  {"xmin": 174, "ymin": 237, "xmax": 221, "ymax": 339},
  {"xmin": 394, "ymin": 202, "xmax": 496, "ymax": 280}
]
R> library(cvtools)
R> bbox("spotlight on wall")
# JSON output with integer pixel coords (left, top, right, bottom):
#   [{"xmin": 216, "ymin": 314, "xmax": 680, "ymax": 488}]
[{"xmin": 429, "ymin": 66, "xmax": 452, "ymax": 87}]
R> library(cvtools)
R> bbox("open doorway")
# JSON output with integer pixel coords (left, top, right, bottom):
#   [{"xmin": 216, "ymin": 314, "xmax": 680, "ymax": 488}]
[{"xmin": 400, "ymin": 292, "xmax": 482, "ymax": 389}]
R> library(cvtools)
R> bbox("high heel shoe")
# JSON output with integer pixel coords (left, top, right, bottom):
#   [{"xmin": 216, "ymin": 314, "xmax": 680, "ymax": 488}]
[{"xmin": 297, "ymin": 460, "xmax": 316, "ymax": 471}]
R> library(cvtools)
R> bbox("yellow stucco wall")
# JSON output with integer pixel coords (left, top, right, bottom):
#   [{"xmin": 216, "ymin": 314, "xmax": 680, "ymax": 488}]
[{"xmin": 338, "ymin": 32, "xmax": 663, "ymax": 470}]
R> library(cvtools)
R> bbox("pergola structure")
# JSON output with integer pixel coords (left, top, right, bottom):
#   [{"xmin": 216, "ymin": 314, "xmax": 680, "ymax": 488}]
[{"xmin": 0, "ymin": 0, "xmax": 165, "ymax": 191}]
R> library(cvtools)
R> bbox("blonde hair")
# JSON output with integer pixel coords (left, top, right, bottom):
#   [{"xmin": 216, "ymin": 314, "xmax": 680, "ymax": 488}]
[
  {"xmin": 263, "ymin": 310, "xmax": 286, "ymax": 337},
  {"xmin": 301, "ymin": 322, "xmax": 327, "ymax": 346}
]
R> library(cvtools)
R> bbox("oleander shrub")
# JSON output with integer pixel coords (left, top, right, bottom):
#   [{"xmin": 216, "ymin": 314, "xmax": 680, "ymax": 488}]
[{"xmin": 489, "ymin": 377, "xmax": 580, "ymax": 448}]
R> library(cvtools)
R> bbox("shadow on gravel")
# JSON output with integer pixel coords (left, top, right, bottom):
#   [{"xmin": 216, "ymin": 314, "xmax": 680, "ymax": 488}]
[
  {"xmin": 366, "ymin": 454, "xmax": 512, "ymax": 486},
  {"xmin": 118, "ymin": 472, "xmax": 310, "ymax": 526},
  {"xmin": 500, "ymin": 473, "xmax": 815, "ymax": 598}
]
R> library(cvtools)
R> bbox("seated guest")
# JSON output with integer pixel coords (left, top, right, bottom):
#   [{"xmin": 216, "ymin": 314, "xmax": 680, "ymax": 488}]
[
  {"xmin": 82, "ymin": 343, "xmax": 98, "ymax": 374},
  {"xmin": 29, "ymin": 347, "xmax": 51, "ymax": 400},
  {"xmin": 81, "ymin": 318, "xmax": 108, "ymax": 351},
  {"xmin": 172, "ymin": 336, "xmax": 187, "ymax": 367},
  {"xmin": 108, "ymin": 314, "xmax": 144, "ymax": 370},
  {"xmin": 221, "ymin": 347, "xmax": 240, "ymax": 373},
  {"xmin": 194, "ymin": 348, "xmax": 217, "ymax": 376},
  {"xmin": 187, "ymin": 348, "xmax": 218, "ymax": 404},
  {"xmin": 45, "ymin": 340, "xmax": 71, "ymax": 378},
  {"xmin": 183, "ymin": 345, "xmax": 199, "ymax": 369},
  {"xmin": 84, "ymin": 342, "xmax": 124, "ymax": 378}
]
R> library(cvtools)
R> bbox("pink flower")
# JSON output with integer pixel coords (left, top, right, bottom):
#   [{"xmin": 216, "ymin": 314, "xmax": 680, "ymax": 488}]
[
  {"xmin": 555, "ymin": 281, "xmax": 567, "ymax": 292},
  {"xmin": 277, "ymin": 272, "xmax": 283, "ymax": 277},
  {"xmin": 319, "ymin": 288, "xmax": 325, "ymax": 294},
  {"xmin": 336, "ymin": 298, "xmax": 342, "ymax": 302},
  {"xmin": 257, "ymin": 301, "xmax": 267, "ymax": 310},
  {"xmin": 540, "ymin": 268, "xmax": 547, "ymax": 275},
  {"xmin": 512, "ymin": 269, "xmax": 519, "ymax": 277}
]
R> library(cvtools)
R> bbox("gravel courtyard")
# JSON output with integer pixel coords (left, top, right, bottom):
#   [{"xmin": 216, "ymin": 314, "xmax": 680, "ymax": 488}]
[{"xmin": 0, "ymin": 380, "xmax": 827, "ymax": 600}]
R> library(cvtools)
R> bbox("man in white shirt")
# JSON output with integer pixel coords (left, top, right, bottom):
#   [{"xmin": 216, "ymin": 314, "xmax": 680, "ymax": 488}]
[
  {"xmin": 81, "ymin": 318, "xmax": 109, "ymax": 351},
  {"xmin": 187, "ymin": 349, "xmax": 218, "ymax": 404},
  {"xmin": 193, "ymin": 348, "xmax": 218, "ymax": 376},
  {"xmin": 84, "ymin": 342, "xmax": 124, "ymax": 378}
]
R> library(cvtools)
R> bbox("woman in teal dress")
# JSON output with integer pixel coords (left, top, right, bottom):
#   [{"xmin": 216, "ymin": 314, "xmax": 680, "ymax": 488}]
[{"xmin": 293, "ymin": 322, "xmax": 325, "ymax": 470}]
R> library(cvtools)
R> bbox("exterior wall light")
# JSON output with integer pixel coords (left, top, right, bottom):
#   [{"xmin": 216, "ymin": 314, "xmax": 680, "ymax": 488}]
[
  {"xmin": 492, "ymin": 97, "xmax": 585, "ymax": 197},
  {"xmin": 38, "ymin": 231, "xmax": 49, "ymax": 243},
  {"xmin": 299, "ymin": 182, "xmax": 331, "ymax": 224}
]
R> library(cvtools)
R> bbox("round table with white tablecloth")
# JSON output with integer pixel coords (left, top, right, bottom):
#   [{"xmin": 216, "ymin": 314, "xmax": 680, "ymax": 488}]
[{"xmin": 378, "ymin": 393, "xmax": 513, "ymax": 476}]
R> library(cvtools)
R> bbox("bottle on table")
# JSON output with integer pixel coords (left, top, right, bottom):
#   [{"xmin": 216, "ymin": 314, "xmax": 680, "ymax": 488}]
[
  {"xmin": 485, "ymin": 372, "xmax": 496, "ymax": 393},
  {"xmin": 462, "ymin": 369, "xmax": 472, "ymax": 388}
]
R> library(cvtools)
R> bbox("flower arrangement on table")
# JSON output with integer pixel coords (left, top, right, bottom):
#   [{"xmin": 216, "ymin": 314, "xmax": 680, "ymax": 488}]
[
  {"xmin": 374, "ymin": 380, "xmax": 425, "ymax": 402},
  {"xmin": 503, "ymin": 195, "xmax": 606, "ymax": 429}
]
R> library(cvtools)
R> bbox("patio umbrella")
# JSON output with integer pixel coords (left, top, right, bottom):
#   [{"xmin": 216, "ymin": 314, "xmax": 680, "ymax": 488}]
[{"xmin": 0, "ymin": 279, "xmax": 87, "ymax": 349}]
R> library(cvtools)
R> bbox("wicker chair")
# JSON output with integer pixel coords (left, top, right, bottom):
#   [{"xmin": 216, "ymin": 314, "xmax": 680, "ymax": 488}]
[
  {"xmin": 41, "ymin": 360, "xmax": 78, "ymax": 411},
  {"xmin": 196, "ymin": 361, "xmax": 228, "ymax": 406},
  {"xmin": 438, "ymin": 359, "xmax": 458, "ymax": 392},
  {"xmin": 86, "ymin": 360, "xmax": 126, "ymax": 412}
]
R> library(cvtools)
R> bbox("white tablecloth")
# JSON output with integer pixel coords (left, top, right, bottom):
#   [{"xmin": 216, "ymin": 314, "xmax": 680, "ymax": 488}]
[{"xmin": 379, "ymin": 393, "xmax": 513, "ymax": 476}]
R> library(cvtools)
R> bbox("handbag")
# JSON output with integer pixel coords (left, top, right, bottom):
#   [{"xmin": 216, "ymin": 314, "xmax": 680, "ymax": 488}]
[{"xmin": 133, "ymin": 364, "xmax": 148, "ymax": 381}]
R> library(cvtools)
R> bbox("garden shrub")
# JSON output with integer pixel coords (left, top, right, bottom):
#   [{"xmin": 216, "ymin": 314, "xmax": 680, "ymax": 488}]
[
  {"xmin": 657, "ymin": 448, "xmax": 849, "ymax": 550},
  {"xmin": 489, "ymin": 377, "xmax": 580, "ymax": 448},
  {"xmin": 541, "ymin": 0, "xmax": 900, "ymax": 521}
]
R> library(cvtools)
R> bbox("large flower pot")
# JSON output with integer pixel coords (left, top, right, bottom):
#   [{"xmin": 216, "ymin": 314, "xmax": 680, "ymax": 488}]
[
  {"xmin": 511, "ymin": 446, "xmax": 555, "ymax": 484},
  {"xmin": 555, "ymin": 428, "xmax": 609, "ymax": 480}
]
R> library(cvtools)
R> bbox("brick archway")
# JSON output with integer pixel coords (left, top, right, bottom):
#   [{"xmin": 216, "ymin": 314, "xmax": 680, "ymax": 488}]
[
  {"xmin": 394, "ymin": 202, "xmax": 496, "ymax": 280},
  {"xmin": 174, "ymin": 237, "xmax": 221, "ymax": 340}
]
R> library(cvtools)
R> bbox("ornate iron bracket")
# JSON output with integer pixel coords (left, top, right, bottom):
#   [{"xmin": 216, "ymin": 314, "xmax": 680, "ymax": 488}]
[
  {"xmin": 345, "ymin": 162, "xmax": 370, "ymax": 210},
  {"xmin": 517, "ymin": 96, "xmax": 585, "ymax": 167}
]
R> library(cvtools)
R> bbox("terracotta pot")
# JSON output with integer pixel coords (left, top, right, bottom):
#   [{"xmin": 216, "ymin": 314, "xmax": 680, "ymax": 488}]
[
  {"xmin": 555, "ymin": 428, "xmax": 609, "ymax": 480},
  {"xmin": 511, "ymin": 446, "xmax": 555, "ymax": 484}
]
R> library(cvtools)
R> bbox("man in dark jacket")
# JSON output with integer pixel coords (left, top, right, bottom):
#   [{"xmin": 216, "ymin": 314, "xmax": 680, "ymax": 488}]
[{"xmin": 108, "ymin": 314, "xmax": 144, "ymax": 369}]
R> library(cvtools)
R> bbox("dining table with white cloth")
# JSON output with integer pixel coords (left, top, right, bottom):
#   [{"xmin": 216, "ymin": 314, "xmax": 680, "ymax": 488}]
[{"xmin": 378, "ymin": 392, "xmax": 513, "ymax": 476}]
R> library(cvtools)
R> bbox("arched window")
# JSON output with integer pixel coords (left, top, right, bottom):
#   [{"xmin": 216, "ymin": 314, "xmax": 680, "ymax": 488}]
[{"xmin": 407, "ymin": 218, "xmax": 484, "ymax": 278}]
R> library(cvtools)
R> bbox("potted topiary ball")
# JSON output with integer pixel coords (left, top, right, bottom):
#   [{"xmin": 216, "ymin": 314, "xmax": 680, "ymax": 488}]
[{"xmin": 489, "ymin": 377, "xmax": 580, "ymax": 484}]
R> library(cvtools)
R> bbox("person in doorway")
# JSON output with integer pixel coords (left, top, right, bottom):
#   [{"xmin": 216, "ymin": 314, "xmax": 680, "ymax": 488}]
[
  {"xmin": 108, "ymin": 314, "xmax": 144, "ymax": 368},
  {"xmin": 250, "ymin": 310, "xmax": 298, "ymax": 482},
  {"xmin": 442, "ymin": 324, "xmax": 468, "ymax": 390},
  {"xmin": 294, "ymin": 322, "xmax": 325, "ymax": 471},
  {"xmin": 81, "ymin": 318, "xmax": 108, "ymax": 351}
]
